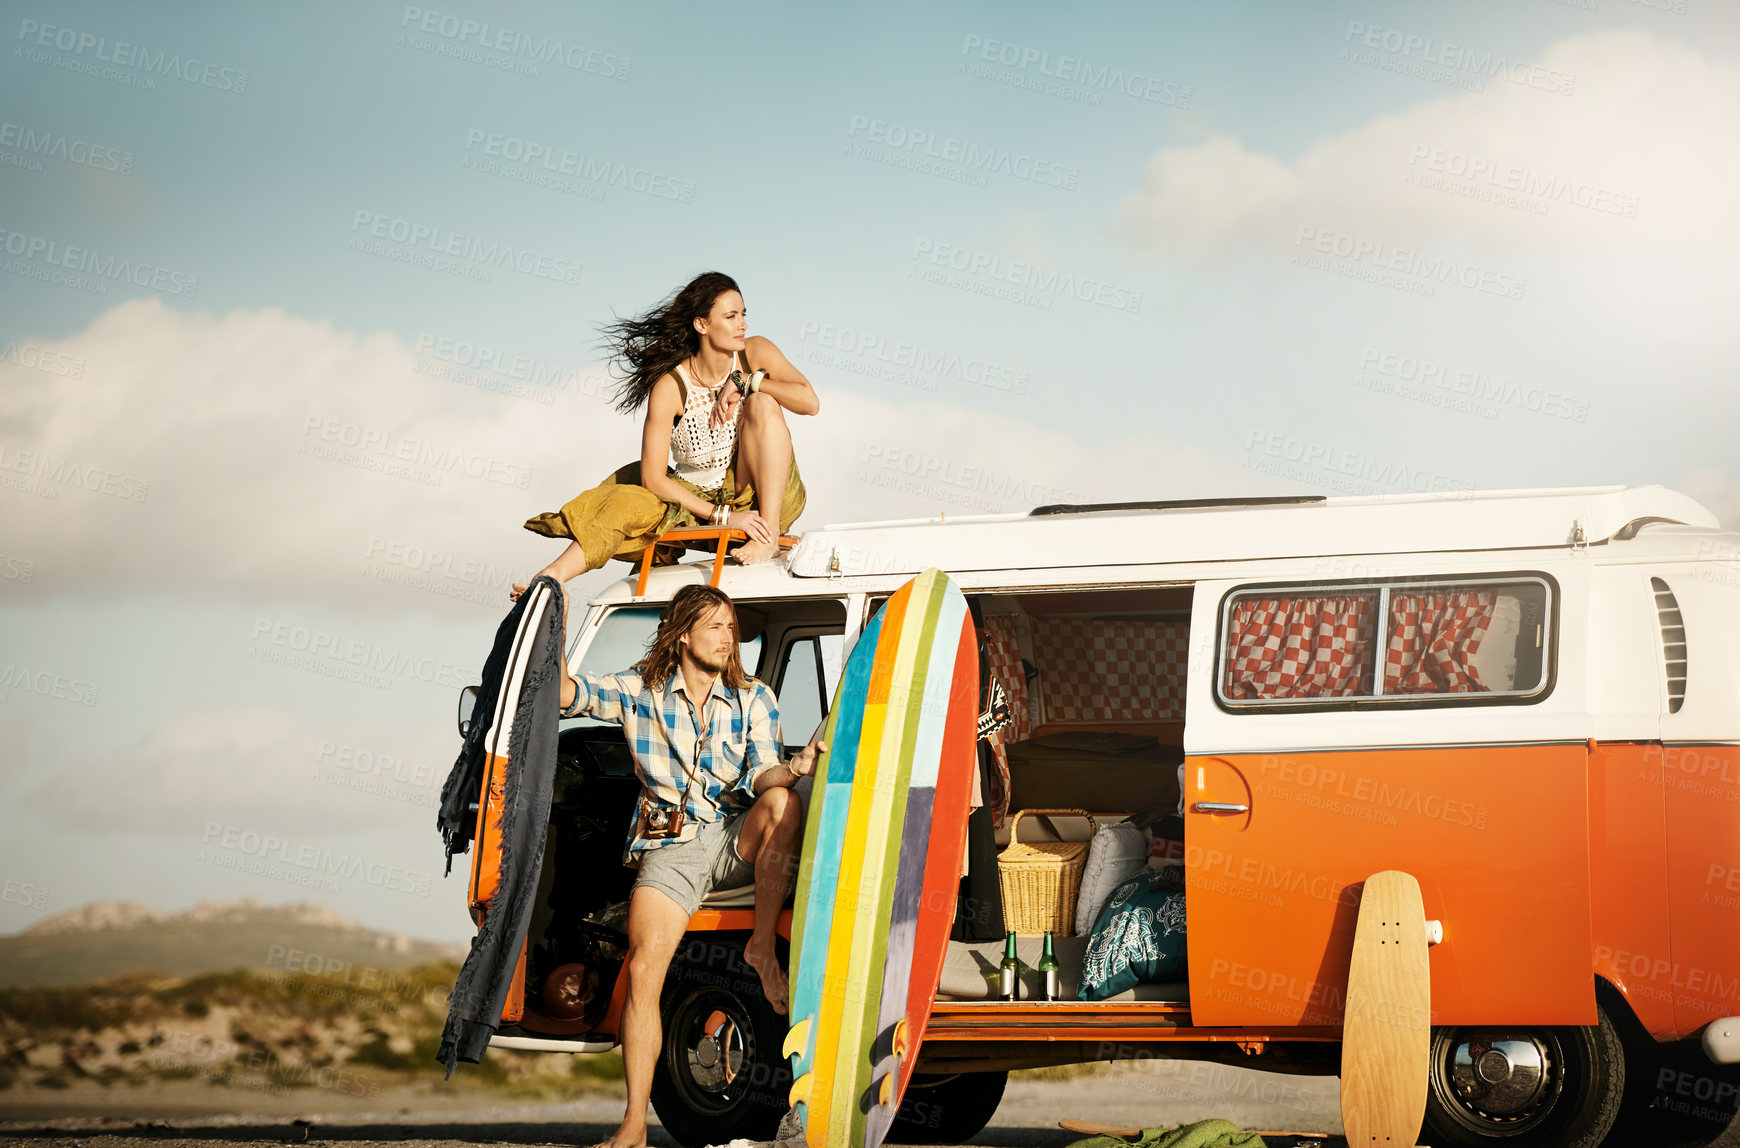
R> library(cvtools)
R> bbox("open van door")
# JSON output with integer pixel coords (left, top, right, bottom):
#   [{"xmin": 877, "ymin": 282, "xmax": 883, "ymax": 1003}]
[{"xmin": 1182, "ymin": 572, "xmax": 1597, "ymax": 1028}]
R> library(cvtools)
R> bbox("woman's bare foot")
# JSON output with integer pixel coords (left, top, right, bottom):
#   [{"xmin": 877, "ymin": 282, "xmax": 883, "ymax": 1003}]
[
  {"xmin": 510, "ymin": 542, "xmax": 588, "ymax": 601},
  {"xmin": 743, "ymin": 939, "xmax": 789, "ymax": 1015},
  {"xmin": 732, "ymin": 538, "xmax": 782, "ymax": 566}
]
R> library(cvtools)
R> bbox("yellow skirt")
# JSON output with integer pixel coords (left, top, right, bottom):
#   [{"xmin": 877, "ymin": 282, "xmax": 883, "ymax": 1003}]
[{"xmin": 522, "ymin": 459, "xmax": 807, "ymax": 574}]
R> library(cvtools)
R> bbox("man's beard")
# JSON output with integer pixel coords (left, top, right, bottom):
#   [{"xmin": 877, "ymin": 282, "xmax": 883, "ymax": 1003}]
[{"xmin": 688, "ymin": 649, "xmax": 729, "ymax": 675}]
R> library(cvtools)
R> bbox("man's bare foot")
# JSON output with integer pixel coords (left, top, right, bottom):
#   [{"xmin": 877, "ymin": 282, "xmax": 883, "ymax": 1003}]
[
  {"xmin": 591, "ymin": 1123, "xmax": 647, "ymax": 1148},
  {"xmin": 744, "ymin": 940, "xmax": 789, "ymax": 1015},
  {"xmin": 732, "ymin": 538, "xmax": 782, "ymax": 566}
]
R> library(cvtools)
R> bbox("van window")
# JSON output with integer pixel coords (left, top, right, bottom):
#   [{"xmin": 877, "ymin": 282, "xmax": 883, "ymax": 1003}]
[
  {"xmin": 1218, "ymin": 577, "xmax": 1552, "ymax": 709},
  {"xmin": 574, "ymin": 607, "xmax": 662, "ymax": 679},
  {"xmin": 1222, "ymin": 591, "xmax": 1379, "ymax": 701},
  {"xmin": 776, "ymin": 635, "xmax": 827, "ymax": 750}
]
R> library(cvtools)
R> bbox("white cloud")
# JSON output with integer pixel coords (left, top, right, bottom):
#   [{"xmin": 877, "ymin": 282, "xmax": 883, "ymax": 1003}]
[
  {"xmin": 1119, "ymin": 30, "xmax": 1740, "ymax": 260},
  {"xmin": 27, "ymin": 704, "xmax": 455, "ymax": 834},
  {"xmin": 0, "ymin": 300, "xmax": 1255, "ymax": 608}
]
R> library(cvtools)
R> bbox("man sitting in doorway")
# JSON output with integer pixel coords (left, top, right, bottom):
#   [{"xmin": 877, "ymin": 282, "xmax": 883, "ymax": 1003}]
[{"xmin": 556, "ymin": 582, "xmax": 822, "ymax": 1148}]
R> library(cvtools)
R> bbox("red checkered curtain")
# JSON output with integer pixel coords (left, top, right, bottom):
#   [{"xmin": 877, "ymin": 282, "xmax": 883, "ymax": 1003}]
[
  {"xmin": 1224, "ymin": 595, "xmax": 1375, "ymax": 700},
  {"xmin": 981, "ymin": 614, "xmax": 1030, "ymax": 742},
  {"xmin": 1384, "ymin": 592, "xmax": 1495, "ymax": 694},
  {"xmin": 1032, "ymin": 617, "xmax": 1189, "ymax": 723}
]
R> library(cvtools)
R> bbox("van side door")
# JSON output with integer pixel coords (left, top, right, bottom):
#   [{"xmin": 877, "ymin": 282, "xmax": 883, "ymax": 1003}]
[{"xmin": 1183, "ymin": 571, "xmax": 1596, "ymax": 1028}]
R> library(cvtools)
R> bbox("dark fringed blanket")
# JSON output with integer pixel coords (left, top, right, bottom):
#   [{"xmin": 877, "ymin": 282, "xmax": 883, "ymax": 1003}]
[{"xmin": 433, "ymin": 575, "xmax": 565, "ymax": 1076}]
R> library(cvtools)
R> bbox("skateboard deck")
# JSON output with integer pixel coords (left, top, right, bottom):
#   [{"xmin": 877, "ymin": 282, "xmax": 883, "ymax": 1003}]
[
  {"xmin": 783, "ymin": 569, "xmax": 977, "ymax": 1148},
  {"xmin": 1339, "ymin": 869, "xmax": 1430, "ymax": 1147}
]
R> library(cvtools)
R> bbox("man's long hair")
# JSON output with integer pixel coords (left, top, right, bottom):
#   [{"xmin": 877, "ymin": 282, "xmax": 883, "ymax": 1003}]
[
  {"xmin": 636, "ymin": 584, "xmax": 749, "ymax": 692},
  {"xmin": 601, "ymin": 271, "xmax": 741, "ymax": 415}
]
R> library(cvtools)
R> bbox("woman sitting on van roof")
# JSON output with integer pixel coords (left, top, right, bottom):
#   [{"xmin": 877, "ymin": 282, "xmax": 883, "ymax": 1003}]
[{"xmin": 513, "ymin": 271, "xmax": 820, "ymax": 598}]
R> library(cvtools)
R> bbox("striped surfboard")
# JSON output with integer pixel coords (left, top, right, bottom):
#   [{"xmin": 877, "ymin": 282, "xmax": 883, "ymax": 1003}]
[{"xmin": 783, "ymin": 569, "xmax": 978, "ymax": 1148}]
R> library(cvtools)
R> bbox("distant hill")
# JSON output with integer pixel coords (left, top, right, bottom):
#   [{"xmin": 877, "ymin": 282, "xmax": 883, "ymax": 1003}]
[
  {"xmin": 0, "ymin": 898, "xmax": 465, "ymax": 987},
  {"xmin": 0, "ymin": 954, "xmax": 623, "ymax": 1098}
]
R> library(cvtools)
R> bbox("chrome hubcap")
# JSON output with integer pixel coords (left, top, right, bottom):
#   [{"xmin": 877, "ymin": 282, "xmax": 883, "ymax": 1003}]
[
  {"xmin": 1446, "ymin": 1032, "xmax": 1555, "ymax": 1124},
  {"xmin": 687, "ymin": 1010, "xmax": 742, "ymax": 1093}
]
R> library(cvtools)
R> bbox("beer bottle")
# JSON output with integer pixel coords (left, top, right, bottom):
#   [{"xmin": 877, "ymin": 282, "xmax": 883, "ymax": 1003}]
[
  {"xmin": 1038, "ymin": 931, "xmax": 1060, "ymax": 1002},
  {"xmin": 998, "ymin": 931, "xmax": 1020, "ymax": 1001}
]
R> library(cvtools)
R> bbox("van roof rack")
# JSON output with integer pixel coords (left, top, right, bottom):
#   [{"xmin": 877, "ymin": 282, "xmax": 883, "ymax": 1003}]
[
  {"xmin": 1029, "ymin": 495, "xmax": 1327, "ymax": 517},
  {"xmin": 635, "ymin": 526, "xmax": 800, "ymax": 596}
]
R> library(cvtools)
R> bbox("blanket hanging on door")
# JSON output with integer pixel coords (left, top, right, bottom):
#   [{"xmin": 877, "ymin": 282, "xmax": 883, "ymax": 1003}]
[{"xmin": 433, "ymin": 575, "xmax": 566, "ymax": 1076}]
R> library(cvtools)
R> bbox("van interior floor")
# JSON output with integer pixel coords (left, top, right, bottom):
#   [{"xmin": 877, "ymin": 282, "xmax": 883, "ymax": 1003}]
[{"xmin": 938, "ymin": 934, "xmax": 1188, "ymax": 1005}]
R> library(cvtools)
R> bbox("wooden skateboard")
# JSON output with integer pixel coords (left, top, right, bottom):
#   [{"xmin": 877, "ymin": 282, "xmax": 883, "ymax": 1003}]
[
  {"xmin": 1059, "ymin": 1121, "xmax": 1328, "ymax": 1140},
  {"xmin": 1339, "ymin": 869, "xmax": 1431, "ymax": 1146}
]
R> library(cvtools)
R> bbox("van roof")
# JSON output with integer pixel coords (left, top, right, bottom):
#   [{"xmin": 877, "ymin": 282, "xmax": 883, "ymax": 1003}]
[{"xmin": 600, "ymin": 484, "xmax": 1722, "ymax": 601}]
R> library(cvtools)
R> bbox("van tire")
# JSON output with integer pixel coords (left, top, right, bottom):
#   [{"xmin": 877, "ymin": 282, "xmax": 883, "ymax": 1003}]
[
  {"xmin": 885, "ymin": 1070, "xmax": 1007, "ymax": 1144},
  {"xmin": 649, "ymin": 937, "xmax": 788, "ymax": 1148},
  {"xmin": 1421, "ymin": 1007, "xmax": 1626, "ymax": 1148}
]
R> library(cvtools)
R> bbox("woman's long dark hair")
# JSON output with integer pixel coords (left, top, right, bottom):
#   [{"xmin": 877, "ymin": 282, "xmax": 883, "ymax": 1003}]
[{"xmin": 601, "ymin": 272, "xmax": 741, "ymax": 414}]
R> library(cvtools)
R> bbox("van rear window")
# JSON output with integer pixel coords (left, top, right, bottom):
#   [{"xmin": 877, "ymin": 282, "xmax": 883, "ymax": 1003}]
[{"xmin": 1218, "ymin": 577, "xmax": 1552, "ymax": 709}]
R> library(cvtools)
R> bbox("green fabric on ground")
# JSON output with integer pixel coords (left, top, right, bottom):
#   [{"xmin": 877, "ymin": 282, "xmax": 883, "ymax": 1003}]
[{"xmin": 1064, "ymin": 1118, "xmax": 1266, "ymax": 1148}]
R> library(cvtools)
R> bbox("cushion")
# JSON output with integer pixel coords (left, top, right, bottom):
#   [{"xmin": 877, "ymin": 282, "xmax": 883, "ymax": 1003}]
[
  {"xmin": 1078, "ymin": 871, "xmax": 1188, "ymax": 1002},
  {"xmin": 1073, "ymin": 823, "xmax": 1150, "ymax": 937}
]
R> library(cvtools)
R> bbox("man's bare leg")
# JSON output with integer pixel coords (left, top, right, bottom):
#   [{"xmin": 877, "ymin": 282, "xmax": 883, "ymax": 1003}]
[
  {"xmin": 736, "ymin": 786, "xmax": 804, "ymax": 1013},
  {"xmin": 510, "ymin": 541, "xmax": 587, "ymax": 601},
  {"xmin": 596, "ymin": 885, "xmax": 689, "ymax": 1148},
  {"xmin": 732, "ymin": 393, "xmax": 792, "ymax": 566}
]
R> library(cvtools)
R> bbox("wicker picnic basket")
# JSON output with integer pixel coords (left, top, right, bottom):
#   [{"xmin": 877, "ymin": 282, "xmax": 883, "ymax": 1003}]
[{"xmin": 997, "ymin": 808, "xmax": 1098, "ymax": 935}]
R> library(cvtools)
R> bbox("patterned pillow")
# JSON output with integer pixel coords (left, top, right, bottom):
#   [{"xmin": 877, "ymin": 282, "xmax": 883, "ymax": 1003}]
[
  {"xmin": 1078, "ymin": 871, "xmax": 1188, "ymax": 1001},
  {"xmin": 1072, "ymin": 822, "xmax": 1150, "ymax": 937}
]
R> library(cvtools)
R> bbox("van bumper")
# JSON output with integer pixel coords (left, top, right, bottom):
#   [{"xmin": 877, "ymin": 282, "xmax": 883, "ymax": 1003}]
[
  {"xmin": 489, "ymin": 1033, "xmax": 615, "ymax": 1054},
  {"xmin": 1702, "ymin": 1017, "xmax": 1740, "ymax": 1064}
]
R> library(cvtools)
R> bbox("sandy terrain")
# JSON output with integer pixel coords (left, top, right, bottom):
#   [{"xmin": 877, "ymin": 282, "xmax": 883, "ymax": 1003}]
[
  {"xmin": 3, "ymin": 1067, "xmax": 1733, "ymax": 1148},
  {"xmin": 0, "ymin": 1066, "xmax": 1343, "ymax": 1148}
]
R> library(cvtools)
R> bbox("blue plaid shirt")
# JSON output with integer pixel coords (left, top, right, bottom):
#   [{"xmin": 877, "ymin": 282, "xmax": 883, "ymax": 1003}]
[{"xmin": 561, "ymin": 668, "xmax": 784, "ymax": 863}]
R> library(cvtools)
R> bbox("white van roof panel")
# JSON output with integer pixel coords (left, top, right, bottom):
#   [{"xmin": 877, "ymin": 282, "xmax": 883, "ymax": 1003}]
[{"xmin": 785, "ymin": 485, "xmax": 1718, "ymax": 579}]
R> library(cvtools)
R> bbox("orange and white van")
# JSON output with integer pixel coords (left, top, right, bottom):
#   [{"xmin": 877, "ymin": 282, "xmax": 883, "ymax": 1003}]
[{"xmin": 457, "ymin": 485, "xmax": 1740, "ymax": 1148}]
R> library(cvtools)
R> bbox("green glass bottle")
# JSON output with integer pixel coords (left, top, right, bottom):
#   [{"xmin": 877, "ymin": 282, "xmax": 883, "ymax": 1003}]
[
  {"xmin": 1038, "ymin": 931, "xmax": 1060, "ymax": 1001},
  {"xmin": 998, "ymin": 931, "xmax": 1020, "ymax": 1001}
]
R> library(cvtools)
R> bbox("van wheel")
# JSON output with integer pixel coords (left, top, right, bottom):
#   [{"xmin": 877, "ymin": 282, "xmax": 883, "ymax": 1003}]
[
  {"xmin": 649, "ymin": 938, "xmax": 788, "ymax": 1148},
  {"xmin": 1421, "ymin": 1007, "xmax": 1626, "ymax": 1148},
  {"xmin": 885, "ymin": 1070, "xmax": 1007, "ymax": 1144}
]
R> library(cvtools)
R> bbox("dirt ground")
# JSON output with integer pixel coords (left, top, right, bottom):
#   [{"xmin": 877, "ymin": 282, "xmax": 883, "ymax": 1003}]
[
  {"xmin": 3, "ymin": 1068, "xmax": 1735, "ymax": 1148},
  {"xmin": 0, "ymin": 1065, "xmax": 1345, "ymax": 1148}
]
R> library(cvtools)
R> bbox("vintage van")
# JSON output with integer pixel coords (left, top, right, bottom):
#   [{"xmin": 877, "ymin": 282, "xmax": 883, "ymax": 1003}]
[{"xmin": 455, "ymin": 485, "xmax": 1740, "ymax": 1148}]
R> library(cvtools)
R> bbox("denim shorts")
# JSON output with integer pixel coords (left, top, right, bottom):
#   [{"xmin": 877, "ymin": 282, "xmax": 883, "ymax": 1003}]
[{"xmin": 633, "ymin": 812, "xmax": 754, "ymax": 918}]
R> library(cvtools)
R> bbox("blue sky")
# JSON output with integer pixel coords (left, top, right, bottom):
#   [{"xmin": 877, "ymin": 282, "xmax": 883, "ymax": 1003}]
[{"xmin": 3, "ymin": 0, "xmax": 1738, "ymax": 942}]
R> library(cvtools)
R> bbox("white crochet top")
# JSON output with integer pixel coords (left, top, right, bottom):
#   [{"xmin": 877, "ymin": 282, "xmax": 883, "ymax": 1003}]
[{"xmin": 669, "ymin": 351, "xmax": 744, "ymax": 491}]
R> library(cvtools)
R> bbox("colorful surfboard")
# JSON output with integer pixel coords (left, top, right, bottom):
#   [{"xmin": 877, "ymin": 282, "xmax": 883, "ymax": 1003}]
[{"xmin": 782, "ymin": 569, "xmax": 979, "ymax": 1148}]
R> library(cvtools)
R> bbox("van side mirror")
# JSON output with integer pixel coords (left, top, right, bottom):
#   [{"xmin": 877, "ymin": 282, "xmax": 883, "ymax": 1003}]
[{"xmin": 457, "ymin": 685, "xmax": 479, "ymax": 739}]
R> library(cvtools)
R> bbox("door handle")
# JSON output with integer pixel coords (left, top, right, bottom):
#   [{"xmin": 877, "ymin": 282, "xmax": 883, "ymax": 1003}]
[{"xmin": 1193, "ymin": 801, "xmax": 1250, "ymax": 814}]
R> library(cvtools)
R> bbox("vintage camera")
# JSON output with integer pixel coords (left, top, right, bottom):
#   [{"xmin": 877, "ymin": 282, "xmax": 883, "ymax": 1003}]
[{"xmin": 636, "ymin": 794, "xmax": 685, "ymax": 841}]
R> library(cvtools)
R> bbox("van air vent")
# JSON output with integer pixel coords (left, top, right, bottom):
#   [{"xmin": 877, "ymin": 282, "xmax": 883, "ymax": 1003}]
[{"xmin": 1651, "ymin": 577, "xmax": 1686, "ymax": 714}]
